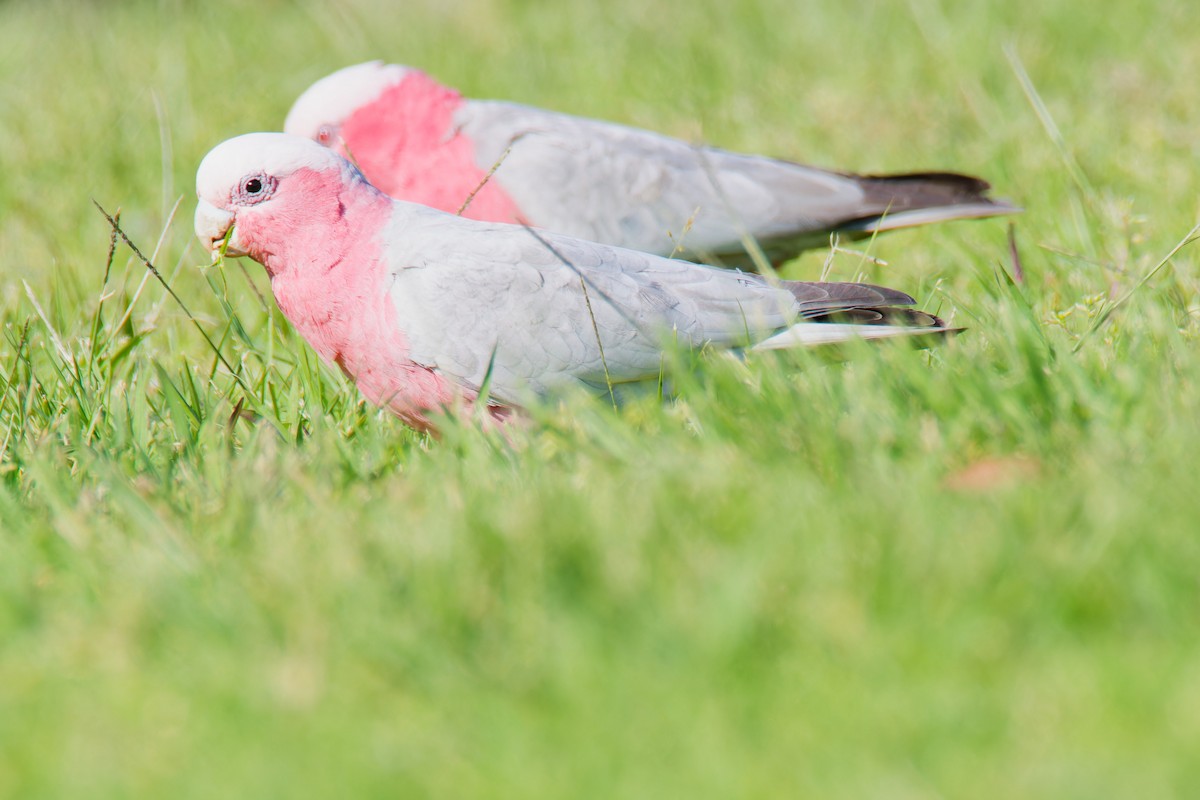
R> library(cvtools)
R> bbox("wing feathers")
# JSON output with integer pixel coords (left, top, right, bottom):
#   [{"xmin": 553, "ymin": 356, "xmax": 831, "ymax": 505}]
[
  {"xmin": 458, "ymin": 101, "xmax": 1014, "ymax": 266},
  {"xmin": 387, "ymin": 212, "xmax": 951, "ymax": 401}
]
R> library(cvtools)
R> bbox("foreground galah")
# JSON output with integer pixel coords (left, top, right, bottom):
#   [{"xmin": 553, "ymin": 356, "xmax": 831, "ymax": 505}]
[
  {"xmin": 194, "ymin": 133, "xmax": 953, "ymax": 431},
  {"xmin": 283, "ymin": 61, "xmax": 1016, "ymax": 268}
]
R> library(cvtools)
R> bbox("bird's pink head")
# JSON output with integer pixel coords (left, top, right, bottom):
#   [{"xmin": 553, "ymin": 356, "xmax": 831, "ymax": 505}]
[
  {"xmin": 283, "ymin": 61, "xmax": 415, "ymax": 154},
  {"xmin": 194, "ymin": 132, "xmax": 386, "ymax": 276}
]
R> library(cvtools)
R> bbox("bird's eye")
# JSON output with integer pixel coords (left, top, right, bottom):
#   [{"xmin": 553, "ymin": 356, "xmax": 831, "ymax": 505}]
[
  {"xmin": 316, "ymin": 125, "xmax": 335, "ymax": 145},
  {"xmin": 234, "ymin": 173, "xmax": 275, "ymax": 205}
]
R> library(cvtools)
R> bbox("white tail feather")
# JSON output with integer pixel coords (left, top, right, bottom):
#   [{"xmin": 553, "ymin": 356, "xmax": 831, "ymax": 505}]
[
  {"xmin": 751, "ymin": 323, "xmax": 956, "ymax": 350},
  {"xmin": 841, "ymin": 201, "xmax": 1021, "ymax": 234}
]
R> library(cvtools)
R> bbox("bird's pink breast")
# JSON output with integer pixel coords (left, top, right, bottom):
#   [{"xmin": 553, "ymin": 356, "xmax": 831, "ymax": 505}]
[
  {"xmin": 260, "ymin": 168, "xmax": 465, "ymax": 430},
  {"xmin": 341, "ymin": 72, "xmax": 524, "ymax": 224}
]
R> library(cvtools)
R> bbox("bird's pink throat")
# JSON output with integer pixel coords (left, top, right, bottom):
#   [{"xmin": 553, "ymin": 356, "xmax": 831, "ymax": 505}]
[{"xmin": 247, "ymin": 167, "xmax": 461, "ymax": 429}]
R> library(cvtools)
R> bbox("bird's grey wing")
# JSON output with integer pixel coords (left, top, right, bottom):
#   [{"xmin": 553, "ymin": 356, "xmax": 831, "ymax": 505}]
[
  {"xmin": 384, "ymin": 210, "xmax": 798, "ymax": 403},
  {"xmin": 455, "ymin": 100, "xmax": 870, "ymax": 258}
]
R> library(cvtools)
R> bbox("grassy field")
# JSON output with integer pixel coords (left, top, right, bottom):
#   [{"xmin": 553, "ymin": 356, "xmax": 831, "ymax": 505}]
[{"xmin": 2, "ymin": 0, "xmax": 1199, "ymax": 796}]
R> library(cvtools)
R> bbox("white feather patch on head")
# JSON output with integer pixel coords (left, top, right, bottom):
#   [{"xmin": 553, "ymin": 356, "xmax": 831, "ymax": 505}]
[
  {"xmin": 195, "ymin": 132, "xmax": 353, "ymax": 206},
  {"xmin": 283, "ymin": 61, "xmax": 413, "ymax": 139}
]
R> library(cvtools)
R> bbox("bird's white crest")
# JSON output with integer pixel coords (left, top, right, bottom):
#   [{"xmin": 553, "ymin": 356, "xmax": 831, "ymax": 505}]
[
  {"xmin": 195, "ymin": 132, "xmax": 353, "ymax": 207},
  {"xmin": 283, "ymin": 61, "xmax": 413, "ymax": 140}
]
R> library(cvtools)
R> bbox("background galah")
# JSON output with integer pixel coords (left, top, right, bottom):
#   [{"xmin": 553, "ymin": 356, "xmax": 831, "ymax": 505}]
[
  {"xmin": 195, "ymin": 133, "xmax": 954, "ymax": 431},
  {"xmin": 284, "ymin": 62, "xmax": 1017, "ymax": 268}
]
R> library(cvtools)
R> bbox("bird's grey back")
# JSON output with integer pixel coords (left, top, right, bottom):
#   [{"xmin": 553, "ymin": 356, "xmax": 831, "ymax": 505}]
[{"xmin": 455, "ymin": 100, "xmax": 872, "ymax": 258}]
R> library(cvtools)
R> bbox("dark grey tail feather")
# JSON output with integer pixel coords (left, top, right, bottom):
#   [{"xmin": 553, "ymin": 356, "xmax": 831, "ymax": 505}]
[
  {"xmin": 782, "ymin": 280, "xmax": 917, "ymax": 317},
  {"xmin": 855, "ymin": 171, "xmax": 997, "ymax": 208},
  {"xmin": 842, "ymin": 171, "xmax": 1019, "ymax": 232},
  {"xmin": 774, "ymin": 279, "xmax": 949, "ymax": 330},
  {"xmin": 806, "ymin": 306, "xmax": 948, "ymax": 328}
]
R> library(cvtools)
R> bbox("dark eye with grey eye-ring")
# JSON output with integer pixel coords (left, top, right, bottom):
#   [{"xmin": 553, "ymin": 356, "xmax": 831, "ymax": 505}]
[{"xmin": 236, "ymin": 173, "xmax": 274, "ymax": 204}]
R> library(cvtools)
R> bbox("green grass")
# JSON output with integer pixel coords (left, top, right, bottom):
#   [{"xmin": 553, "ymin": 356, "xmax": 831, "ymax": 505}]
[{"xmin": 3, "ymin": 0, "xmax": 1200, "ymax": 796}]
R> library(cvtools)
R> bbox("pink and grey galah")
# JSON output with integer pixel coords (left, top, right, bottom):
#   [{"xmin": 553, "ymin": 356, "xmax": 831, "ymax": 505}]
[
  {"xmin": 194, "ymin": 133, "xmax": 953, "ymax": 431},
  {"xmin": 284, "ymin": 61, "xmax": 1017, "ymax": 268}
]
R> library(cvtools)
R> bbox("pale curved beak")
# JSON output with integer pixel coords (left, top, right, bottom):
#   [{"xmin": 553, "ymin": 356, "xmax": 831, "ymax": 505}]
[{"xmin": 194, "ymin": 198, "xmax": 244, "ymax": 260}]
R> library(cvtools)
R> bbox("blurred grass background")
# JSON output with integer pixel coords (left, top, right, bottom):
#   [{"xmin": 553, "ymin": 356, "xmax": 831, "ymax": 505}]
[{"xmin": 2, "ymin": 0, "xmax": 1200, "ymax": 796}]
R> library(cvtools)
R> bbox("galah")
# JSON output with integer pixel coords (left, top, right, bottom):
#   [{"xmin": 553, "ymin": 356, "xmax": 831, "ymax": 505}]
[
  {"xmin": 283, "ymin": 61, "xmax": 1017, "ymax": 268},
  {"xmin": 194, "ymin": 133, "xmax": 954, "ymax": 431}
]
